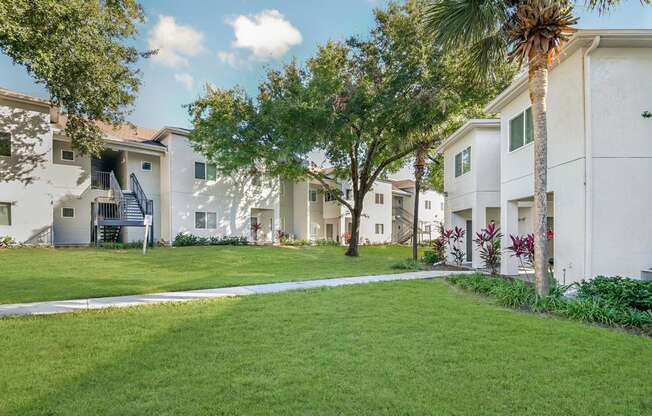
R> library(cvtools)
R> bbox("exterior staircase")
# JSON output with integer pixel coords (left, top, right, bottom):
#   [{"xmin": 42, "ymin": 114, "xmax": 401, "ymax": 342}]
[
  {"xmin": 393, "ymin": 206, "xmax": 414, "ymax": 244},
  {"xmin": 91, "ymin": 171, "xmax": 153, "ymax": 246}
]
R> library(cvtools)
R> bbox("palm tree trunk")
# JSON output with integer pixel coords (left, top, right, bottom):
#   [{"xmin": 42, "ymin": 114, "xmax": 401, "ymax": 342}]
[
  {"xmin": 528, "ymin": 53, "xmax": 550, "ymax": 296},
  {"xmin": 412, "ymin": 147, "xmax": 426, "ymax": 260}
]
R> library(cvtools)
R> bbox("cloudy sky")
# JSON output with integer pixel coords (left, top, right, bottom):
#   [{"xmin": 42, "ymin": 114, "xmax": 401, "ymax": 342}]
[{"xmin": 1, "ymin": 0, "xmax": 651, "ymax": 132}]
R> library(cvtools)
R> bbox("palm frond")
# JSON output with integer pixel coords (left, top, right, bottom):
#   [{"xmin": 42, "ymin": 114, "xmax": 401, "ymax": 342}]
[
  {"xmin": 423, "ymin": 0, "xmax": 509, "ymax": 49},
  {"xmin": 584, "ymin": 0, "xmax": 651, "ymax": 15}
]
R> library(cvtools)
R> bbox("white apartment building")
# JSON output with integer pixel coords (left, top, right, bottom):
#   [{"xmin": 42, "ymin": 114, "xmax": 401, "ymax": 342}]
[
  {"xmin": 440, "ymin": 29, "xmax": 652, "ymax": 282},
  {"xmin": 0, "ymin": 87, "xmax": 443, "ymax": 246}
]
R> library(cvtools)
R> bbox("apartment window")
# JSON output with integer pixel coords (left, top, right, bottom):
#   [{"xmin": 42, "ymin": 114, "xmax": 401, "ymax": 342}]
[
  {"xmin": 141, "ymin": 161, "xmax": 152, "ymax": 171},
  {"xmin": 375, "ymin": 223, "xmax": 384, "ymax": 234},
  {"xmin": 425, "ymin": 225, "xmax": 431, "ymax": 234},
  {"xmin": 195, "ymin": 211, "xmax": 217, "ymax": 229},
  {"xmin": 509, "ymin": 107, "xmax": 534, "ymax": 151},
  {"xmin": 252, "ymin": 175, "xmax": 261, "ymax": 187},
  {"xmin": 309, "ymin": 190, "xmax": 318, "ymax": 203},
  {"xmin": 61, "ymin": 149, "xmax": 75, "ymax": 161},
  {"xmin": 194, "ymin": 162, "xmax": 217, "ymax": 180},
  {"xmin": 375, "ymin": 193, "xmax": 384, "ymax": 205},
  {"xmin": 345, "ymin": 189, "xmax": 352, "ymax": 200},
  {"xmin": 425, "ymin": 200, "xmax": 432, "ymax": 210},
  {"xmin": 325, "ymin": 192, "xmax": 336, "ymax": 202},
  {"xmin": 454, "ymin": 146, "xmax": 471, "ymax": 177},
  {"xmin": 0, "ymin": 132, "xmax": 10, "ymax": 157},
  {"xmin": 0, "ymin": 203, "xmax": 11, "ymax": 226},
  {"xmin": 61, "ymin": 207, "xmax": 75, "ymax": 218}
]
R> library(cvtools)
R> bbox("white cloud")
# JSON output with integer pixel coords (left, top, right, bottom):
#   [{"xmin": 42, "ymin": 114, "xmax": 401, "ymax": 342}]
[
  {"xmin": 226, "ymin": 10, "xmax": 302, "ymax": 61},
  {"xmin": 148, "ymin": 15, "xmax": 205, "ymax": 68},
  {"xmin": 174, "ymin": 73, "xmax": 194, "ymax": 90},
  {"xmin": 217, "ymin": 51, "xmax": 239, "ymax": 67}
]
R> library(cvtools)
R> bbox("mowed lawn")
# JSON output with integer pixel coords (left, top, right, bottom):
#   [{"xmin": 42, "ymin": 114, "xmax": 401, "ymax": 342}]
[
  {"xmin": 0, "ymin": 245, "xmax": 418, "ymax": 304},
  {"xmin": 1, "ymin": 279, "xmax": 650, "ymax": 415}
]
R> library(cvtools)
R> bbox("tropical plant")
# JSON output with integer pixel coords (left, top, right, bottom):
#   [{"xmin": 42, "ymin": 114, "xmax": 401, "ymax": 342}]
[
  {"xmin": 425, "ymin": 0, "xmax": 643, "ymax": 295},
  {"xmin": 432, "ymin": 234, "xmax": 447, "ymax": 264},
  {"xmin": 441, "ymin": 226, "xmax": 466, "ymax": 266},
  {"xmin": 505, "ymin": 234, "xmax": 535, "ymax": 278},
  {"xmin": 473, "ymin": 222, "xmax": 502, "ymax": 274}
]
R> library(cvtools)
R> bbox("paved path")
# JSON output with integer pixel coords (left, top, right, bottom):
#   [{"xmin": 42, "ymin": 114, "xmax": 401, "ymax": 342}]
[{"xmin": 0, "ymin": 270, "xmax": 468, "ymax": 317}]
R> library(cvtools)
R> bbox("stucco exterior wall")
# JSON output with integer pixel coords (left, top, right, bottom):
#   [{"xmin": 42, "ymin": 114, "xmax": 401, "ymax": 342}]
[{"xmin": 165, "ymin": 133, "xmax": 280, "ymax": 241}]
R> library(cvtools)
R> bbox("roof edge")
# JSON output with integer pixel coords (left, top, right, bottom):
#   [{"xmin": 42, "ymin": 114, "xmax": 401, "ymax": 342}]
[
  {"xmin": 152, "ymin": 126, "xmax": 191, "ymax": 142},
  {"xmin": 436, "ymin": 119, "xmax": 500, "ymax": 154}
]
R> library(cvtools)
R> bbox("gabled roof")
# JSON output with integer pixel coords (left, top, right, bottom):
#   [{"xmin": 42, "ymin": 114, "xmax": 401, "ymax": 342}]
[
  {"xmin": 485, "ymin": 29, "xmax": 652, "ymax": 113},
  {"xmin": 152, "ymin": 126, "xmax": 191, "ymax": 142},
  {"xmin": 0, "ymin": 86, "xmax": 51, "ymax": 108},
  {"xmin": 436, "ymin": 119, "xmax": 500, "ymax": 154}
]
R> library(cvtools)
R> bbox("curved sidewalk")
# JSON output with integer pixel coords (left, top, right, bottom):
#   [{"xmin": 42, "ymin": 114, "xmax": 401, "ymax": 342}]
[{"xmin": 0, "ymin": 270, "xmax": 468, "ymax": 317}]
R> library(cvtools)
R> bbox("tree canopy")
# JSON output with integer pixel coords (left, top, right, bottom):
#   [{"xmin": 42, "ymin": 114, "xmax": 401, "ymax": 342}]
[{"xmin": 0, "ymin": 0, "xmax": 152, "ymax": 154}]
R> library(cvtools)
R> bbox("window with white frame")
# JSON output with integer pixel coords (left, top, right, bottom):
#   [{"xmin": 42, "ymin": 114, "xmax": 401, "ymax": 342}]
[
  {"xmin": 509, "ymin": 107, "xmax": 534, "ymax": 151},
  {"xmin": 324, "ymin": 191, "xmax": 336, "ymax": 202},
  {"xmin": 375, "ymin": 223, "xmax": 384, "ymax": 234},
  {"xmin": 195, "ymin": 211, "xmax": 217, "ymax": 229},
  {"xmin": 309, "ymin": 190, "xmax": 318, "ymax": 203},
  {"xmin": 141, "ymin": 160, "xmax": 152, "ymax": 171},
  {"xmin": 0, "ymin": 132, "xmax": 10, "ymax": 157},
  {"xmin": 424, "ymin": 200, "xmax": 432, "ymax": 210},
  {"xmin": 454, "ymin": 146, "xmax": 471, "ymax": 177},
  {"xmin": 61, "ymin": 207, "xmax": 75, "ymax": 218},
  {"xmin": 194, "ymin": 162, "xmax": 217, "ymax": 180},
  {"xmin": 61, "ymin": 149, "xmax": 75, "ymax": 161},
  {"xmin": 0, "ymin": 202, "xmax": 11, "ymax": 226},
  {"xmin": 375, "ymin": 193, "xmax": 384, "ymax": 204}
]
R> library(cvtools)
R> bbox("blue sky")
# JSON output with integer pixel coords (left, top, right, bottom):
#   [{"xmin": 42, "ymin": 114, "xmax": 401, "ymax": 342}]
[{"xmin": 1, "ymin": 0, "xmax": 651, "ymax": 130}]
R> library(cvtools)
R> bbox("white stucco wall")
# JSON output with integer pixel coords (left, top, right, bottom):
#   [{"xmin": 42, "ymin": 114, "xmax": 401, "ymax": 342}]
[{"xmin": 164, "ymin": 133, "xmax": 280, "ymax": 242}]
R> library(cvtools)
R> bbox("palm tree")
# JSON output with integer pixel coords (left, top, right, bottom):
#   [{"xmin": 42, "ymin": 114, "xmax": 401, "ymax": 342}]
[{"xmin": 423, "ymin": 0, "xmax": 648, "ymax": 295}]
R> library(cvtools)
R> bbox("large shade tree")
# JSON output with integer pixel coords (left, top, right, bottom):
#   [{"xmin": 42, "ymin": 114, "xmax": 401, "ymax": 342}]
[
  {"xmin": 189, "ymin": 1, "xmax": 482, "ymax": 257},
  {"xmin": 0, "ymin": 0, "xmax": 152, "ymax": 155},
  {"xmin": 423, "ymin": 0, "xmax": 648, "ymax": 295}
]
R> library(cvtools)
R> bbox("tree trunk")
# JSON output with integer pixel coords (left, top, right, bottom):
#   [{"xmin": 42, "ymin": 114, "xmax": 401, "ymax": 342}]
[
  {"xmin": 529, "ymin": 53, "xmax": 550, "ymax": 296},
  {"xmin": 412, "ymin": 147, "xmax": 426, "ymax": 260},
  {"xmin": 345, "ymin": 207, "xmax": 361, "ymax": 257}
]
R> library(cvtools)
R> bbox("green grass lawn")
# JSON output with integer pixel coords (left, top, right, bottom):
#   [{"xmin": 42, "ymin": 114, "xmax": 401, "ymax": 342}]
[
  {"xmin": 0, "ymin": 245, "xmax": 418, "ymax": 304},
  {"xmin": 1, "ymin": 279, "xmax": 650, "ymax": 415}
]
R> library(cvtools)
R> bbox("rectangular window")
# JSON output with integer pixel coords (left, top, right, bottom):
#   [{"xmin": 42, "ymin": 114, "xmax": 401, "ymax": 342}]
[
  {"xmin": 375, "ymin": 223, "xmax": 384, "ymax": 234},
  {"xmin": 325, "ymin": 192, "xmax": 336, "ymax": 202},
  {"xmin": 141, "ymin": 160, "xmax": 152, "ymax": 171},
  {"xmin": 194, "ymin": 162, "xmax": 206, "ymax": 180},
  {"xmin": 375, "ymin": 193, "xmax": 384, "ymax": 204},
  {"xmin": 0, "ymin": 203, "xmax": 11, "ymax": 226},
  {"xmin": 195, "ymin": 212, "xmax": 206, "ymax": 229},
  {"xmin": 206, "ymin": 212, "xmax": 217, "ymax": 229},
  {"xmin": 0, "ymin": 132, "xmax": 10, "ymax": 157},
  {"xmin": 454, "ymin": 147, "xmax": 471, "ymax": 177},
  {"xmin": 425, "ymin": 225, "xmax": 431, "ymax": 233},
  {"xmin": 509, "ymin": 107, "xmax": 534, "ymax": 151},
  {"xmin": 206, "ymin": 163, "xmax": 217, "ymax": 181},
  {"xmin": 61, "ymin": 207, "xmax": 75, "ymax": 218},
  {"xmin": 309, "ymin": 190, "xmax": 317, "ymax": 203},
  {"xmin": 425, "ymin": 200, "xmax": 431, "ymax": 210},
  {"xmin": 345, "ymin": 189, "xmax": 352, "ymax": 200},
  {"xmin": 61, "ymin": 149, "xmax": 75, "ymax": 161}
]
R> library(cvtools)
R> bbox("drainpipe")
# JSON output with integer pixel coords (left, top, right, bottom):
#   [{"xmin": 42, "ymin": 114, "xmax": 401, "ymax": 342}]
[{"xmin": 583, "ymin": 35, "xmax": 600, "ymax": 280}]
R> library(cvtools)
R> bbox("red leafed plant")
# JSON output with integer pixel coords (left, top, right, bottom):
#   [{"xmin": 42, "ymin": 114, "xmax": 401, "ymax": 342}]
[
  {"xmin": 441, "ymin": 226, "xmax": 466, "ymax": 266},
  {"xmin": 473, "ymin": 222, "xmax": 502, "ymax": 274},
  {"xmin": 506, "ymin": 233, "xmax": 535, "ymax": 273},
  {"xmin": 343, "ymin": 231, "xmax": 352, "ymax": 244}
]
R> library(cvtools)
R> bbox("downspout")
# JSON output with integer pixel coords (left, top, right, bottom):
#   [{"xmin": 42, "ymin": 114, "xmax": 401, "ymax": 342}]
[{"xmin": 583, "ymin": 35, "xmax": 600, "ymax": 279}]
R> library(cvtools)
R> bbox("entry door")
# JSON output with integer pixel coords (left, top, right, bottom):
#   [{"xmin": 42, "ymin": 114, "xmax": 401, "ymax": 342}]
[
  {"xmin": 326, "ymin": 223, "xmax": 334, "ymax": 240},
  {"xmin": 466, "ymin": 220, "xmax": 472, "ymax": 262}
]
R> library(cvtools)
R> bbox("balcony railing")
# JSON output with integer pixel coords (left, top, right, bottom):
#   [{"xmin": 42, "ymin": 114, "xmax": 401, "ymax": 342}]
[{"xmin": 91, "ymin": 171, "xmax": 111, "ymax": 190}]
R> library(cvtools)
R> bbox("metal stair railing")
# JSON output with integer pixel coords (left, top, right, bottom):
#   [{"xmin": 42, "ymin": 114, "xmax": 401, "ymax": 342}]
[{"xmin": 129, "ymin": 173, "xmax": 152, "ymax": 216}]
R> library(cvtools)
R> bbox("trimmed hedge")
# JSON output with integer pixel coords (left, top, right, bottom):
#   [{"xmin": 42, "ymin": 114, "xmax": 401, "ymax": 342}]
[{"xmin": 173, "ymin": 233, "xmax": 248, "ymax": 247}]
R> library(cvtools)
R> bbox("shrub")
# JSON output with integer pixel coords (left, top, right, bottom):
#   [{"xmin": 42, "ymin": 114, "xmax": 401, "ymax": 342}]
[
  {"xmin": 448, "ymin": 273, "xmax": 652, "ymax": 331},
  {"xmin": 314, "ymin": 239, "xmax": 339, "ymax": 246},
  {"xmin": 0, "ymin": 236, "xmax": 18, "ymax": 249},
  {"xmin": 280, "ymin": 238, "xmax": 311, "ymax": 246},
  {"xmin": 473, "ymin": 222, "xmax": 502, "ymax": 274},
  {"xmin": 576, "ymin": 276, "xmax": 652, "ymax": 311},
  {"xmin": 422, "ymin": 250, "xmax": 440, "ymax": 264},
  {"xmin": 391, "ymin": 259, "xmax": 425, "ymax": 271},
  {"xmin": 97, "ymin": 241, "xmax": 144, "ymax": 249},
  {"xmin": 173, "ymin": 233, "xmax": 248, "ymax": 247},
  {"xmin": 441, "ymin": 226, "xmax": 465, "ymax": 266}
]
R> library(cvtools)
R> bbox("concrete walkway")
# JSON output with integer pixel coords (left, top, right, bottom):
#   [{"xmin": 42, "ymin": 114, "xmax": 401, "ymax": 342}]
[{"xmin": 0, "ymin": 270, "xmax": 468, "ymax": 318}]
